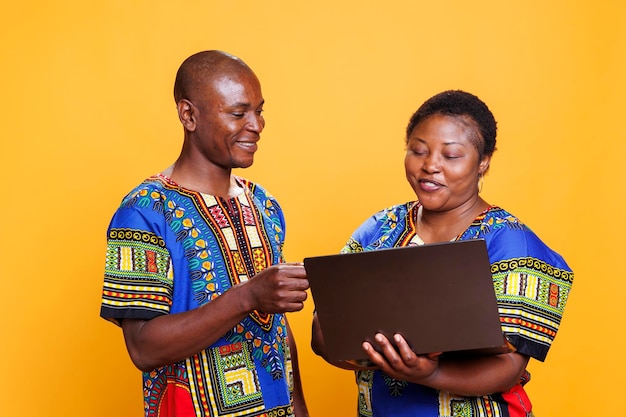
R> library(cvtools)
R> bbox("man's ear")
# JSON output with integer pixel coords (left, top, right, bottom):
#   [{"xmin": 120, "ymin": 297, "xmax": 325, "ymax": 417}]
[{"xmin": 177, "ymin": 99, "xmax": 196, "ymax": 131}]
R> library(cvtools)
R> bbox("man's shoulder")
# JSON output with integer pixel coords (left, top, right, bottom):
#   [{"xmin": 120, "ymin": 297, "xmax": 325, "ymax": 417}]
[
  {"xmin": 236, "ymin": 176, "xmax": 278, "ymax": 204},
  {"xmin": 118, "ymin": 175, "xmax": 168, "ymax": 208},
  {"xmin": 236, "ymin": 176, "xmax": 266, "ymax": 193}
]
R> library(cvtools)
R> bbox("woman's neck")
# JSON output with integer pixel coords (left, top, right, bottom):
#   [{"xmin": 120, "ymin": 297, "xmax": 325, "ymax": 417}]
[{"xmin": 417, "ymin": 197, "xmax": 490, "ymax": 244}]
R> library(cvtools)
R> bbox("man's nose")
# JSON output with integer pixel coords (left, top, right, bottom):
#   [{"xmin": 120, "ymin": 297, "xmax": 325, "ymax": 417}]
[{"xmin": 246, "ymin": 112, "xmax": 264, "ymax": 133}]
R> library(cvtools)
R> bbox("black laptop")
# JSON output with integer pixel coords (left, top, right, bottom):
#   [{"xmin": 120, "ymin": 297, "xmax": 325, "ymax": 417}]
[{"xmin": 304, "ymin": 239, "xmax": 511, "ymax": 362}]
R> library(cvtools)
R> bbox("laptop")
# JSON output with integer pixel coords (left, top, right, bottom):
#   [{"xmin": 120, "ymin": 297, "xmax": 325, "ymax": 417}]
[{"xmin": 304, "ymin": 239, "xmax": 511, "ymax": 362}]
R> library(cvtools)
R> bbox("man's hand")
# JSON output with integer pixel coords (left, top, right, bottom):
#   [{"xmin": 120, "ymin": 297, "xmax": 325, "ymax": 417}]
[{"xmin": 242, "ymin": 262, "xmax": 309, "ymax": 313}]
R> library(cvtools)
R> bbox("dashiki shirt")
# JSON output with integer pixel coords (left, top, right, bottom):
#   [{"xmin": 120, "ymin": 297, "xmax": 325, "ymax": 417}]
[
  {"xmin": 100, "ymin": 174, "xmax": 295, "ymax": 417},
  {"xmin": 343, "ymin": 202, "xmax": 573, "ymax": 417}
]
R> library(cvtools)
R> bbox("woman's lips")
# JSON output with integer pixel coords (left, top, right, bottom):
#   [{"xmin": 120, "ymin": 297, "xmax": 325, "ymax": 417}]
[{"xmin": 419, "ymin": 178, "xmax": 443, "ymax": 191}]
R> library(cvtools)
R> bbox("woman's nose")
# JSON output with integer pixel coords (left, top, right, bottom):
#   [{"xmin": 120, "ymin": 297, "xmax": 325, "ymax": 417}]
[{"xmin": 422, "ymin": 154, "xmax": 441, "ymax": 172}]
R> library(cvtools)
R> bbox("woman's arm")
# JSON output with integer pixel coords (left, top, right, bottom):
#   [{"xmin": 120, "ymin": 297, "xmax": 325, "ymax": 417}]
[
  {"xmin": 363, "ymin": 333, "xmax": 529, "ymax": 396},
  {"xmin": 311, "ymin": 312, "xmax": 376, "ymax": 371}
]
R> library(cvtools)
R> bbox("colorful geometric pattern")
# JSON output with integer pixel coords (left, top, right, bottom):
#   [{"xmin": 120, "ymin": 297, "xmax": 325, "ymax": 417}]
[
  {"xmin": 102, "ymin": 229, "xmax": 173, "ymax": 322},
  {"xmin": 493, "ymin": 257, "xmax": 572, "ymax": 354},
  {"xmin": 100, "ymin": 175, "xmax": 294, "ymax": 417},
  {"xmin": 206, "ymin": 342, "xmax": 263, "ymax": 415},
  {"xmin": 346, "ymin": 202, "xmax": 573, "ymax": 417},
  {"xmin": 145, "ymin": 364, "xmax": 195, "ymax": 416}
]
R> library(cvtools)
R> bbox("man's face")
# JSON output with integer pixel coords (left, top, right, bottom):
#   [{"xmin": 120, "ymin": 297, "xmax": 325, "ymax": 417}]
[{"xmin": 189, "ymin": 70, "xmax": 265, "ymax": 171}]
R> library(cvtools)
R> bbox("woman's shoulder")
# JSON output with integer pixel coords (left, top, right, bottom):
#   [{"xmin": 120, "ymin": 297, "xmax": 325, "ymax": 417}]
[
  {"xmin": 373, "ymin": 201, "xmax": 416, "ymax": 220},
  {"xmin": 478, "ymin": 205, "xmax": 542, "ymax": 240},
  {"xmin": 478, "ymin": 206, "xmax": 572, "ymax": 272},
  {"xmin": 481, "ymin": 206, "xmax": 525, "ymax": 227},
  {"xmin": 356, "ymin": 201, "xmax": 416, "ymax": 230},
  {"xmin": 344, "ymin": 202, "xmax": 417, "ymax": 252}
]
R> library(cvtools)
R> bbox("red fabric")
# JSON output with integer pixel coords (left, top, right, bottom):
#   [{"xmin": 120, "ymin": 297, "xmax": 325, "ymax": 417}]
[
  {"xmin": 500, "ymin": 384, "xmax": 533, "ymax": 417},
  {"xmin": 157, "ymin": 382, "xmax": 196, "ymax": 417}
]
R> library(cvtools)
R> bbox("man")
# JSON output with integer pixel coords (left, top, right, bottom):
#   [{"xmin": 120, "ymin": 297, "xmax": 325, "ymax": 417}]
[{"xmin": 100, "ymin": 50, "xmax": 310, "ymax": 417}]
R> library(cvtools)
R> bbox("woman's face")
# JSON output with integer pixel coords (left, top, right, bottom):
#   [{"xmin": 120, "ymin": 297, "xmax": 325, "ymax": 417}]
[{"xmin": 404, "ymin": 113, "xmax": 490, "ymax": 212}]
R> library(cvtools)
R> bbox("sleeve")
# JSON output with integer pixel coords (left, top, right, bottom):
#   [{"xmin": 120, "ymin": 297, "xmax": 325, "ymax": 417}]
[
  {"xmin": 486, "ymin": 226, "xmax": 574, "ymax": 361},
  {"xmin": 341, "ymin": 213, "xmax": 381, "ymax": 254},
  {"xmin": 341, "ymin": 204, "xmax": 410, "ymax": 254},
  {"xmin": 100, "ymin": 205, "xmax": 174, "ymax": 326}
]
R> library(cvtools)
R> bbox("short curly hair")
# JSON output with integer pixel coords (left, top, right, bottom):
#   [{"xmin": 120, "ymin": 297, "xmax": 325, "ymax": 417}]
[{"xmin": 405, "ymin": 90, "xmax": 497, "ymax": 158}]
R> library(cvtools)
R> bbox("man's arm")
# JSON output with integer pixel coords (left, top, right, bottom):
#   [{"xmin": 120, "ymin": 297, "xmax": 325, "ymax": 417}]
[
  {"xmin": 286, "ymin": 318, "xmax": 309, "ymax": 417},
  {"xmin": 122, "ymin": 263, "xmax": 309, "ymax": 372}
]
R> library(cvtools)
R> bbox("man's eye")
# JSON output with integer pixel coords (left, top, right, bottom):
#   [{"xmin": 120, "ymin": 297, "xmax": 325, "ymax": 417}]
[
  {"xmin": 256, "ymin": 109, "xmax": 264, "ymax": 116},
  {"xmin": 232, "ymin": 113, "xmax": 244, "ymax": 118}
]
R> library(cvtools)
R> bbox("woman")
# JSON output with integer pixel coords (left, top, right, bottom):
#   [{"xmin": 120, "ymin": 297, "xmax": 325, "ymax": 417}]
[{"xmin": 311, "ymin": 90, "xmax": 573, "ymax": 417}]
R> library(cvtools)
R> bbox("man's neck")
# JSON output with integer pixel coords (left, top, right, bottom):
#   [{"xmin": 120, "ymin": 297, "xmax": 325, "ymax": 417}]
[{"xmin": 163, "ymin": 159, "xmax": 243, "ymax": 199}]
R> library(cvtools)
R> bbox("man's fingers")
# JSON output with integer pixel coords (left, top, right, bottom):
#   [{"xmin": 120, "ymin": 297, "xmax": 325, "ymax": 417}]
[
  {"xmin": 279, "ymin": 263, "xmax": 307, "ymax": 278},
  {"xmin": 284, "ymin": 301, "xmax": 306, "ymax": 312},
  {"xmin": 291, "ymin": 278, "xmax": 310, "ymax": 291},
  {"xmin": 278, "ymin": 274, "xmax": 309, "ymax": 291},
  {"xmin": 281, "ymin": 286, "xmax": 308, "ymax": 302}
]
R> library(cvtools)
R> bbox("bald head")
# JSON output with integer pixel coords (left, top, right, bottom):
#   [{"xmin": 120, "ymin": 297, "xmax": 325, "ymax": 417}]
[{"xmin": 173, "ymin": 50, "xmax": 255, "ymax": 103}]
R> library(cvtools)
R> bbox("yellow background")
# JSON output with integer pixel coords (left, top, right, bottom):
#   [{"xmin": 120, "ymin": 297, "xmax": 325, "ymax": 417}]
[{"xmin": 1, "ymin": 1, "xmax": 623, "ymax": 416}]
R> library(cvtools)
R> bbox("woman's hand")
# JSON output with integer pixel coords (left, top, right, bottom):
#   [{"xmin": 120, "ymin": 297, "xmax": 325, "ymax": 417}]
[
  {"xmin": 362, "ymin": 332, "xmax": 529, "ymax": 396},
  {"xmin": 362, "ymin": 333, "xmax": 441, "ymax": 384}
]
